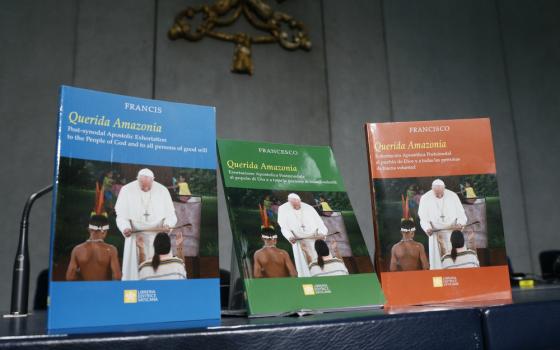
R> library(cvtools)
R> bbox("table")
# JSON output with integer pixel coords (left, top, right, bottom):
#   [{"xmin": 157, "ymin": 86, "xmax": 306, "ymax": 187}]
[{"xmin": 0, "ymin": 284, "xmax": 557, "ymax": 350}]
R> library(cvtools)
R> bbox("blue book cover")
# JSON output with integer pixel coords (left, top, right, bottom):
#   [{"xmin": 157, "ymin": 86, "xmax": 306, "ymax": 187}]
[{"xmin": 47, "ymin": 86, "xmax": 220, "ymax": 332}]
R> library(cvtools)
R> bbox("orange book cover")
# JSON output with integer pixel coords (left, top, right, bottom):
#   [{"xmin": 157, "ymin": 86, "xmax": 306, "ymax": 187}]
[{"xmin": 365, "ymin": 118, "xmax": 511, "ymax": 306}]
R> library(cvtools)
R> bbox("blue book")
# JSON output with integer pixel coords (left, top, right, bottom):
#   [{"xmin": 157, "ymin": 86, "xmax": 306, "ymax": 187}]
[{"xmin": 48, "ymin": 86, "xmax": 220, "ymax": 332}]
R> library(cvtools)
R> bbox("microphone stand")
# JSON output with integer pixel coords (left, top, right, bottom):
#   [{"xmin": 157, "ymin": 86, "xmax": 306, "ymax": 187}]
[{"xmin": 5, "ymin": 185, "xmax": 53, "ymax": 317}]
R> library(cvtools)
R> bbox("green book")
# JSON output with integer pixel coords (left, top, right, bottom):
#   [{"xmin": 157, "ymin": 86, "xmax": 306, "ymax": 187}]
[{"xmin": 218, "ymin": 139, "xmax": 385, "ymax": 316}]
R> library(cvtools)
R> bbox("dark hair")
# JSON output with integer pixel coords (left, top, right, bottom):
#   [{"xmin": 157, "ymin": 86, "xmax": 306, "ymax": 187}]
[
  {"xmin": 400, "ymin": 219, "xmax": 415, "ymax": 230},
  {"xmin": 314, "ymin": 240, "xmax": 330, "ymax": 269},
  {"xmin": 261, "ymin": 226, "xmax": 276, "ymax": 238},
  {"xmin": 152, "ymin": 232, "xmax": 171, "ymax": 271},
  {"xmin": 89, "ymin": 214, "xmax": 109, "ymax": 227},
  {"xmin": 450, "ymin": 230, "xmax": 465, "ymax": 262}
]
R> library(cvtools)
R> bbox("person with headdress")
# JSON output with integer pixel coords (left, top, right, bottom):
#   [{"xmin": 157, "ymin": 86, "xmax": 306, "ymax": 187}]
[
  {"xmin": 115, "ymin": 168, "xmax": 178, "ymax": 280},
  {"xmin": 389, "ymin": 219, "xmax": 429, "ymax": 271},
  {"xmin": 137, "ymin": 232, "xmax": 187, "ymax": 280},
  {"xmin": 441, "ymin": 230, "xmax": 480, "ymax": 269},
  {"xmin": 277, "ymin": 193, "xmax": 329, "ymax": 277},
  {"xmin": 418, "ymin": 179, "xmax": 467, "ymax": 270},
  {"xmin": 301, "ymin": 239, "xmax": 349, "ymax": 277},
  {"xmin": 66, "ymin": 215, "xmax": 122, "ymax": 281},
  {"xmin": 252, "ymin": 226, "xmax": 297, "ymax": 278}
]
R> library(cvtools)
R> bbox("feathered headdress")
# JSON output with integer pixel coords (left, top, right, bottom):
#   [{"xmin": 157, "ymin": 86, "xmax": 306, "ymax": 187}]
[
  {"xmin": 401, "ymin": 194, "xmax": 415, "ymax": 232},
  {"xmin": 259, "ymin": 204, "xmax": 276, "ymax": 238},
  {"xmin": 401, "ymin": 194, "xmax": 411, "ymax": 221},
  {"xmin": 91, "ymin": 181, "xmax": 108, "ymax": 217}
]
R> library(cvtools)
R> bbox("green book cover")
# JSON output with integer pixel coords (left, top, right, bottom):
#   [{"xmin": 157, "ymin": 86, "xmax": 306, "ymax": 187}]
[{"xmin": 218, "ymin": 139, "xmax": 385, "ymax": 316}]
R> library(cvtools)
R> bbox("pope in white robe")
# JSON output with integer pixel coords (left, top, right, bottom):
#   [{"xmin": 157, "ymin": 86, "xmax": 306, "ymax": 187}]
[
  {"xmin": 277, "ymin": 193, "xmax": 328, "ymax": 277},
  {"xmin": 115, "ymin": 168, "xmax": 177, "ymax": 280},
  {"xmin": 418, "ymin": 179, "xmax": 467, "ymax": 270}
]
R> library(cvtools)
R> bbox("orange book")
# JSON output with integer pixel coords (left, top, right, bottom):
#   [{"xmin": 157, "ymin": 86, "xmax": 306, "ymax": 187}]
[{"xmin": 365, "ymin": 118, "xmax": 511, "ymax": 306}]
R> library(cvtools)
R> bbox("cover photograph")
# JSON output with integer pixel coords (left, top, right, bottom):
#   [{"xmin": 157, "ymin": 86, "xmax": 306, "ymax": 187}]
[
  {"xmin": 365, "ymin": 118, "xmax": 511, "ymax": 306},
  {"xmin": 48, "ymin": 86, "xmax": 220, "ymax": 331},
  {"xmin": 218, "ymin": 139, "xmax": 384, "ymax": 316}
]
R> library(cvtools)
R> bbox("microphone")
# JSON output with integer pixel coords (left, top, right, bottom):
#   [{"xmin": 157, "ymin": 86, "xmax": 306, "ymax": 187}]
[{"xmin": 6, "ymin": 185, "xmax": 52, "ymax": 317}]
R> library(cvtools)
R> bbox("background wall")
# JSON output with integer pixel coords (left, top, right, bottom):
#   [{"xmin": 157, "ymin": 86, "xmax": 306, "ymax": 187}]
[{"xmin": 1, "ymin": 0, "xmax": 558, "ymax": 310}]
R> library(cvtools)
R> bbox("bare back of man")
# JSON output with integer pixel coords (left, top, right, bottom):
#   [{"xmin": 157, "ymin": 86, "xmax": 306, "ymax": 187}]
[
  {"xmin": 390, "ymin": 241, "xmax": 429, "ymax": 271},
  {"xmin": 66, "ymin": 242, "xmax": 121, "ymax": 281},
  {"xmin": 253, "ymin": 247, "xmax": 297, "ymax": 278}
]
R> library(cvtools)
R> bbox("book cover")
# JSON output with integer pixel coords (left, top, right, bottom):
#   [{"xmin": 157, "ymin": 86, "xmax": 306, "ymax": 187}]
[
  {"xmin": 365, "ymin": 118, "xmax": 511, "ymax": 306},
  {"xmin": 218, "ymin": 139, "xmax": 384, "ymax": 316},
  {"xmin": 48, "ymin": 86, "xmax": 220, "ymax": 332}
]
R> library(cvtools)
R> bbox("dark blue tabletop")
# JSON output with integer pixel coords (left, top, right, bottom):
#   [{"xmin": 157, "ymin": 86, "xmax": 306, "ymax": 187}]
[{"xmin": 0, "ymin": 284, "xmax": 557, "ymax": 350}]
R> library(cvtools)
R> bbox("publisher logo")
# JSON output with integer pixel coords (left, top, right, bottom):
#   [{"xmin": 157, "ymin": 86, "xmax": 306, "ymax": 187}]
[
  {"xmin": 124, "ymin": 290, "xmax": 138, "ymax": 303},
  {"xmin": 123, "ymin": 289, "xmax": 159, "ymax": 304},
  {"xmin": 302, "ymin": 284, "xmax": 332, "ymax": 296},
  {"xmin": 302, "ymin": 284, "xmax": 315, "ymax": 296},
  {"xmin": 432, "ymin": 276, "xmax": 459, "ymax": 288}
]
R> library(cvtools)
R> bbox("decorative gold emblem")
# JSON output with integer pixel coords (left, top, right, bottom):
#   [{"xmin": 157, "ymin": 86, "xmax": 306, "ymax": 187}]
[{"xmin": 168, "ymin": 0, "xmax": 312, "ymax": 75}]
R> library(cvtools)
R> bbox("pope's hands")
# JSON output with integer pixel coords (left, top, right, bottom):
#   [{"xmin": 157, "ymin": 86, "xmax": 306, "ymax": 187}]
[
  {"xmin": 289, "ymin": 237, "xmax": 297, "ymax": 244},
  {"xmin": 123, "ymin": 228, "xmax": 132, "ymax": 237}
]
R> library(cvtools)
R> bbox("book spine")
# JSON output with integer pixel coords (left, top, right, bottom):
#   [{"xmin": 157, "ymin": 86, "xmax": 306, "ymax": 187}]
[
  {"xmin": 47, "ymin": 85, "xmax": 66, "ymax": 328},
  {"xmin": 216, "ymin": 141, "xmax": 252, "ymax": 314},
  {"xmin": 364, "ymin": 124, "xmax": 383, "ymax": 283}
]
